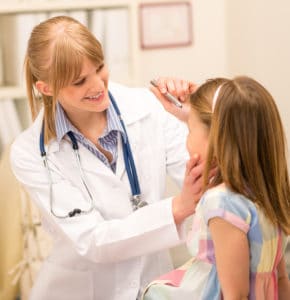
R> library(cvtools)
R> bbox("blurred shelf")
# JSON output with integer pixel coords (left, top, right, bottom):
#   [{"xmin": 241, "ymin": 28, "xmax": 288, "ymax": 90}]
[
  {"xmin": 0, "ymin": 0, "xmax": 140, "ymax": 98},
  {"xmin": 0, "ymin": 86, "xmax": 26, "ymax": 99},
  {"xmin": 0, "ymin": 1, "xmax": 131, "ymax": 15}
]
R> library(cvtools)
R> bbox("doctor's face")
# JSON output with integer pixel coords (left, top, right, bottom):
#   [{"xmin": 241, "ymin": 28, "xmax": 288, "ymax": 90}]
[
  {"xmin": 186, "ymin": 108, "xmax": 209, "ymax": 161},
  {"xmin": 57, "ymin": 57, "xmax": 110, "ymax": 116}
]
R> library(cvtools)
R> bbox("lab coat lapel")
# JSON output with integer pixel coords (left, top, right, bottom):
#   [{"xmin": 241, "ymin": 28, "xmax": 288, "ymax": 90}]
[
  {"xmin": 77, "ymin": 143, "xmax": 117, "ymax": 179},
  {"xmin": 109, "ymin": 82, "xmax": 151, "ymax": 181},
  {"xmin": 115, "ymin": 133, "xmax": 125, "ymax": 179}
]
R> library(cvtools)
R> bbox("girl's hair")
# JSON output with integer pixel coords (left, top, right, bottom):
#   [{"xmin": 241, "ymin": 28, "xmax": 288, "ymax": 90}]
[
  {"xmin": 24, "ymin": 16, "xmax": 104, "ymax": 143},
  {"xmin": 190, "ymin": 76, "xmax": 290, "ymax": 234}
]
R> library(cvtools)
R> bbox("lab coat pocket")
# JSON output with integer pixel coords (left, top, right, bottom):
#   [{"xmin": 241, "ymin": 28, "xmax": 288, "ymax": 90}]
[{"xmin": 29, "ymin": 260, "xmax": 93, "ymax": 300}]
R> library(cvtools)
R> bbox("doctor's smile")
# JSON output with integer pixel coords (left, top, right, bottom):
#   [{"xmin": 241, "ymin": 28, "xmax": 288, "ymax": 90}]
[{"xmin": 83, "ymin": 92, "xmax": 105, "ymax": 102}]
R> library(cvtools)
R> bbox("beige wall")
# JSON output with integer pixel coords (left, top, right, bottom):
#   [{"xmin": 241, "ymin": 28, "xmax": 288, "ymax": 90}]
[{"xmin": 227, "ymin": 0, "xmax": 290, "ymax": 147}]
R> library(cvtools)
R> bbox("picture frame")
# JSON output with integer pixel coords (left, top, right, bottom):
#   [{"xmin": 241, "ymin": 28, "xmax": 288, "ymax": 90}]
[{"xmin": 139, "ymin": 1, "xmax": 193, "ymax": 49}]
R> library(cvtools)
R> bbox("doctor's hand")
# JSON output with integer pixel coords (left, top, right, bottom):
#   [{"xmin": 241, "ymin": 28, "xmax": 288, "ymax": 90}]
[
  {"xmin": 172, "ymin": 155, "xmax": 218, "ymax": 225},
  {"xmin": 149, "ymin": 77, "xmax": 197, "ymax": 123},
  {"xmin": 172, "ymin": 154, "xmax": 203, "ymax": 225}
]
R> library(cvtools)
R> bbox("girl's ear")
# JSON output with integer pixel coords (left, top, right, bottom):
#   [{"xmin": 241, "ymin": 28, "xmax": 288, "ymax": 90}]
[{"xmin": 35, "ymin": 81, "xmax": 53, "ymax": 96}]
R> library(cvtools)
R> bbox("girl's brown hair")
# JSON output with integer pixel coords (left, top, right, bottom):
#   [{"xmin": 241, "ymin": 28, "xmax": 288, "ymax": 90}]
[
  {"xmin": 190, "ymin": 76, "xmax": 290, "ymax": 234},
  {"xmin": 24, "ymin": 16, "xmax": 104, "ymax": 143}
]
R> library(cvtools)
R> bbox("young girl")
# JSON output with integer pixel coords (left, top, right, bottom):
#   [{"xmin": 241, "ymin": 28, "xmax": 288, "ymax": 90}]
[{"xmin": 143, "ymin": 77, "xmax": 290, "ymax": 299}]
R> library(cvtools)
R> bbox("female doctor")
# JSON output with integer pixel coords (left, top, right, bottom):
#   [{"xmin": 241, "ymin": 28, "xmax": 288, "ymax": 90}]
[{"xmin": 10, "ymin": 16, "xmax": 202, "ymax": 300}]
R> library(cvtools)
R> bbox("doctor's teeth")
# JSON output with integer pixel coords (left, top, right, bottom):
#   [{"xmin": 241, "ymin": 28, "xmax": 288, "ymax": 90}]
[{"xmin": 87, "ymin": 93, "xmax": 102, "ymax": 99}]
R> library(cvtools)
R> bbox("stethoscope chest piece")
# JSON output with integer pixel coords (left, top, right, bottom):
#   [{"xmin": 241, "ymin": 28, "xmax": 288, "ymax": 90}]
[{"xmin": 131, "ymin": 195, "xmax": 148, "ymax": 211}]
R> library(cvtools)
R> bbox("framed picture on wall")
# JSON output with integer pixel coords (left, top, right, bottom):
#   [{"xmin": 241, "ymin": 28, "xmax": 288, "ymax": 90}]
[{"xmin": 139, "ymin": 1, "xmax": 193, "ymax": 49}]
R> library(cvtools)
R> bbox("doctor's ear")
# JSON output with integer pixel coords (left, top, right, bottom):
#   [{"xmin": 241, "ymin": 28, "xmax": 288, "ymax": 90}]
[{"xmin": 35, "ymin": 80, "xmax": 53, "ymax": 96}]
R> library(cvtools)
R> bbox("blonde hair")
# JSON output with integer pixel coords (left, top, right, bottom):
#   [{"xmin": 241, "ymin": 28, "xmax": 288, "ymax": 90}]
[
  {"xmin": 190, "ymin": 76, "xmax": 290, "ymax": 234},
  {"xmin": 24, "ymin": 16, "xmax": 104, "ymax": 143}
]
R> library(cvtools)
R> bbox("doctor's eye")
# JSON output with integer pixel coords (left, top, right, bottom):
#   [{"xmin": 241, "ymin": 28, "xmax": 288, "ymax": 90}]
[
  {"xmin": 73, "ymin": 78, "xmax": 86, "ymax": 86},
  {"xmin": 96, "ymin": 63, "xmax": 104, "ymax": 73}
]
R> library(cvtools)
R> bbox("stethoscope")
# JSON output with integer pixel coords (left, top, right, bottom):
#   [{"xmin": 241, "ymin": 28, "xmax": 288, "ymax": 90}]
[{"xmin": 39, "ymin": 91, "xmax": 148, "ymax": 218}]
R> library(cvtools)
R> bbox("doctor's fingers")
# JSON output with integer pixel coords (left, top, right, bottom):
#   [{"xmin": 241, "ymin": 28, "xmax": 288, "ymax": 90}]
[
  {"xmin": 156, "ymin": 77, "xmax": 175, "ymax": 94},
  {"xmin": 179, "ymin": 80, "xmax": 198, "ymax": 101},
  {"xmin": 187, "ymin": 175, "xmax": 203, "ymax": 200},
  {"xmin": 157, "ymin": 77, "xmax": 195, "ymax": 100},
  {"xmin": 185, "ymin": 155, "xmax": 203, "ymax": 178},
  {"xmin": 187, "ymin": 81, "xmax": 198, "ymax": 94}
]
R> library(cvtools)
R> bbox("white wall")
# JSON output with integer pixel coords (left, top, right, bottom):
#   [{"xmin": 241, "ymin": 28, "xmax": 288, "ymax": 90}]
[{"xmin": 226, "ymin": 0, "xmax": 290, "ymax": 147}]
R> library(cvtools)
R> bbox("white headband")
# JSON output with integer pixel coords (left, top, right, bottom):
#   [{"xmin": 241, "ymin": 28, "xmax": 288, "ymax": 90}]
[{"xmin": 212, "ymin": 84, "xmax": 224, "ymax": 112}]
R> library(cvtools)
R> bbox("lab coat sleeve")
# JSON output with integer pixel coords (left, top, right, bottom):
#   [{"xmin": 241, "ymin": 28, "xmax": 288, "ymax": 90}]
[
  {"xmin": 133, "ymin": 86, "xmax": 188, "ymax": 188},
  {"xmin": 10, "ymin": 132, "xmax": 184, "ymax": 264},
  {"xmin": 139, "ymin": 86, "xmax": 188, "ymax": 188},
  {"xmin": 163, "ymin": 109, "xmax": 189, "ymax": 188}
]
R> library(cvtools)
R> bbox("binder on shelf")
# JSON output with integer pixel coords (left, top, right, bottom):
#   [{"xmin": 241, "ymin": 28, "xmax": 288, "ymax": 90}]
[
  {"xmin": 90, "ymin": 8, "xmax": 130, "ymax": 84},
  {"xmin": 90, "ymin": 9, "xmax": 106, "ymax": 45},
  {"xmin": 0, "ymin": 98, "xmax": 22, "ymax": 152},
  {"xmin": 1, "ymin": 13, "xmax": 48, "ymax": 86},
  {"xmin": 0, "ymin": 44, "xmax": 3, "ymax": 85},
  {"xmin": 69, "ymin": 10, "xmax": 88, "ymax": 26},
  {"xmin": 103, "ymin": 8, "xmax": 130, "ymax": 83},
  {"xmin": 48, "ymin": 11, "xmax": 68, "ymax": 19}
]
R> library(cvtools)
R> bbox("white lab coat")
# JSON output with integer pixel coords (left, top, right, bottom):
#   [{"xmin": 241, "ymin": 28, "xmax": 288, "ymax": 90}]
[{"xmin": 10, "ymin": 82, "xmax": 189, "ymax": 300}]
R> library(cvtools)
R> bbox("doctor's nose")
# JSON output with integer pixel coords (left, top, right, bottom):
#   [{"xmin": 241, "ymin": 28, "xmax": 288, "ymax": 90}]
[{"xmin": 88, "ymin": 73, "xmax": 105, "ymax": 91}]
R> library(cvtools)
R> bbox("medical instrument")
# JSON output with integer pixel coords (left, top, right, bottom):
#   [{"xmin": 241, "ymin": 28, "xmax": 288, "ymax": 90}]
[
  {"xmin": 150, "ymin": 79, "xmax": 183, "ymax": 108},
  {"xmin": 39, "ymin": 92, "xmax": 148, "ymax": 218}
]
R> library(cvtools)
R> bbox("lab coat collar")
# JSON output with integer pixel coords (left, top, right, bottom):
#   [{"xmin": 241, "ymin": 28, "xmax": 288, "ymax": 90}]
[
  {"xmin": 32, "ymin": 109, "xmax": 60, "ymax": 154},
  {"xmin": 108, "ymin": 81, "xmax": 151, "ymax": 125}
]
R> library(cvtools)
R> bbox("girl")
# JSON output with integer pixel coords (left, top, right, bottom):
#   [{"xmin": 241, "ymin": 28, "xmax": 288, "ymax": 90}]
[
  {"xmin": 10, "ymin": 16, "xmax": 201, "ymax": 300},
  {"xmin": 143, "ymin": 77, "xmax": 290, "ymax": 299}
]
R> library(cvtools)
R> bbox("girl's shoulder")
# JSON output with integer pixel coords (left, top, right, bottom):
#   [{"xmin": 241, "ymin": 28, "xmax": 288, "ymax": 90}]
[
  {"xmin": 199, "ymin": 184, "xmax": 254, "ymax": 231},
  {"xmin": 201, "ymin": 183, "xmax": 254, "ymax": 208}
]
